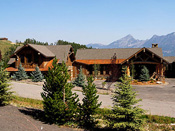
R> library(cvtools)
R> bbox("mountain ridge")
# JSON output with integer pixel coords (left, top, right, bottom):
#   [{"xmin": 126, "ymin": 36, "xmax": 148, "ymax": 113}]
[{"xmin": 87, "ymin": 32, "xmax": 175, "ymax": 56}]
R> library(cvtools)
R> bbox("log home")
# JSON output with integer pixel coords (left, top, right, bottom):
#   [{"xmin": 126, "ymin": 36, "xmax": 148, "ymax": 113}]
[
  {"xmin": 164, "ymin": 56, "xmax": 175, "ymax": 78},
  {"xmin": 73, "ymin": 44, "xmax": 169, "ymax": 81},
  {"xmin": 6, "ymin": 44, "xmax": 75, "ymax": 79}
]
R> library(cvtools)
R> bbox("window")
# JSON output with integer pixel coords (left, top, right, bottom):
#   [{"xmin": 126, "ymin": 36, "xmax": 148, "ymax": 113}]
[
  {"xmin": 20, "ymin": 55, "xmax": 24, "ymax": 63},
  {"xmin": 26, "ymin": 54, "xmax": 32, "ymax": 63},
  {"xmin": 34, "ymin": 53, "xmax": 39, "ymax": 63}
]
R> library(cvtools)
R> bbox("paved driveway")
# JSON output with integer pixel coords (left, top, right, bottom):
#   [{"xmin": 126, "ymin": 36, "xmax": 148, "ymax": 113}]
[{"xmin": 10, "ymin": 78, "xmax": 175, "ymax": 117}]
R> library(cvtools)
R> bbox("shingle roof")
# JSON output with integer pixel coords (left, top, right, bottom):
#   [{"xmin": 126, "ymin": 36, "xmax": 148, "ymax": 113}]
[
  {"xmin": 7, "ymin": 58, "xmax": 15, "ymax": 65},
  {"xmin": 13, "ymin": 44, "xmax": 72, "ymax": 63},
  {"xmin": 46, "ymin": 45, "xmax": 72, "ymax": 63},
  {"xmin": 29, "ymin": 44, "xmax": 55, "ymax": 57},
  {"xmin": 76, "ymin": 48, "xmax": 163, "ymax": 60},
  {"xmin": 14, "ymin": 44, "xmax": 55, "ymax": 57},
  {"xmin": 163, "ymin": 56, "xmax": 175, "ymax": 63}
]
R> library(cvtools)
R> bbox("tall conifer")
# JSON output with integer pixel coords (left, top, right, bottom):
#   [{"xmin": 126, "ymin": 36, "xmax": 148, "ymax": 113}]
[
  {"xmin": 41, "ymin": 58, "xmax": 79, "ymax": 124},
  {"xmin": 80, "ymin": 76, "xmax": 101, "ymax": 127},
  {"xmin": 111, "ymin": 70, "xmax": 145, "ymax": 130},
  {"xmin": 0, "ymin": 62, "xmax": 13, "ymax": 106}
]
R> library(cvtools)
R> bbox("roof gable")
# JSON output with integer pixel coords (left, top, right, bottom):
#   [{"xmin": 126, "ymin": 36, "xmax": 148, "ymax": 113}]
[
  {"xmin": 46, "ymin": 45, "xmax": 72, "ymax": 63},
  {"xmin": 11, "ymin": 44, "xmax": 72, "ymax": 63},
  {"xmin": 13, "ymin": 44, "xmax": 55, "ymax": 57}
]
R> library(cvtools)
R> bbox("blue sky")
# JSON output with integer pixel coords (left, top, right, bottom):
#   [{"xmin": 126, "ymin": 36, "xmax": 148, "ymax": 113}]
[{"xmin": 1, "ymin": 0, "xmax": 175, "ymax": 45}]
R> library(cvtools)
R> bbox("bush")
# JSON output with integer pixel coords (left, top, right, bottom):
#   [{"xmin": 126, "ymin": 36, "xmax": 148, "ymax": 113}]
[
  {"xmin": 139, "ymin": 66, "xmax": 150, "ymax": 81},
  {"xmin": 31, "ymin": 66, "xmax": 44, "ymax": 82},
  {"xmin": 133, "ymin": 79, "xmax": 138, "ymax": 83},
  {"xmin": 73, "ymin": 66, "xmax": 85, "ymax": 87},
  {"xmin": 12, "ymin": 63, "xmax": 28, "ymax": 81}
]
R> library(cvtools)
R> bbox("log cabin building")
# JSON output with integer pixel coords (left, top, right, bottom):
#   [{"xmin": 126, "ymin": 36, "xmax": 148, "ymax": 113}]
[
  {"xmin": 6, "ymin": 44, "xmax": 75, "ymax": 79},
  {"xmin": 164, "ymin": 56, "xmax": 175, "ymax": 78},
  {"xmin": 6, "ymin": 43, "xmax": 169, "ymax": 81},
  {"xmin": 73, "ymin": 44, "xmax": 169, "ymax": 81}
]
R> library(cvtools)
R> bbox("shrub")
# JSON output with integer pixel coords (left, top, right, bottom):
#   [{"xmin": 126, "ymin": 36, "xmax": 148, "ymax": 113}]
[
  {"xmin": 73, "ymin": 66, "xmax": 85, "ymax": 87},
  {"xmin": 133, "ymin": 79, "xmax": 138, "ymax": 83},
  {"xmin": 12, "ymin": 63, "xmax": 28, "ymax": 81},
  {"xmin": 150, "ymin": 79, "xmax": 154, "ymax": 83},
  {"xmin": 139, "ymin": 66, "xmax": 150, "ymax": 81},
  {"xmin": 31, "ymin": 66, "xmax": 44, "ymax": 82}
]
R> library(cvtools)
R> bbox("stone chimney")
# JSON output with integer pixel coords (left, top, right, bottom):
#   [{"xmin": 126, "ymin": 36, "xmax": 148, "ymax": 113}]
[{"xmin": 152, "ymin": 43, "xmax": 158, "ymax": 48}]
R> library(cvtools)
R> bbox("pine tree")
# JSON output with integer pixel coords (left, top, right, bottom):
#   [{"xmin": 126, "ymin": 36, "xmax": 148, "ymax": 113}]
[
  {"xmin": 130, "ymin": 60, "xmax": 136, "ymax": 80},
  {"xmin": 73, "ymin": 66, "xmax": 85, "ymax": 87},
  {"xmin": 80, "ymin": 76, "xmax": 102, "ymax": 127},
  {"xmin": 31, "ymin": 66, "xmax": 44, "ymax": 82},
  {"xmin": 93, "ymin": 64, "xmax": 100, "ymax": 78},
  {"xmin": 41, "ymin": 58, "xmax": 79, "ymax": 124},
  {"xmin": 0, "ymin": 62, "xmax": 13, "ymax": 106},
  {"xmin": 12, "ymin": 63, "xmax": 28, "ymax": 81},
  {"xmin": 139, "ymin": 65, "xmax": 150, "ymax": 81},
  {"xmin": 111, "ymin": 71, "xmax": 145, "ymax": 130}
]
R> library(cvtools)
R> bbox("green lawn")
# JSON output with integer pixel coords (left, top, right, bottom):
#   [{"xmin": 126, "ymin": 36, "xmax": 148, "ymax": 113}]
[{"xmin": 0, "ymin": 40, "xmax": 14, "ymax": 56}]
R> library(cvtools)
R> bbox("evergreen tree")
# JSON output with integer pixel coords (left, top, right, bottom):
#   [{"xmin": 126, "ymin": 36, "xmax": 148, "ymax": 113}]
[
  {"xmin": 111, "ymin": 71, "xmax": 145, "ymax": 130},
  {"xmin": 2, "ymin": 45, "xmax": 18, "ymax": 68},
  {"xmin": 56, "ymin": 40, "xmax": 92, "ymax": 54},
  {"xmin": 24, "ymin": 38, "xmax": 48, "ymax": 45},
  {"xmin": 41, "ymin": 58, "xmax": 79, "ymax": 124},
  {"xmin": 73, "ymin": 66, "xmax": 85, "ymax": 87},
  {"xmin": 130, "ymin": 60, "xmax": 136, "ymax": 80},
  {"xmin": 31, "ymin": 66, "xmax": 44, "ymax": 82},
  {"xmin": 139, "ymin": 65, "xmax": 150, "ymax": 81},
  {"xmin": 0, "ymin": 62, "xmax": 13, "ymax": 106},
  {"xmin": 93, "ymin": 64, "xmax": 100, "ymax": 78},
  {"xmin": 12, "ymin": 63, "xmax": 28, "ymax": 81},
  {"xmin": 80, "ymin": 76, "xmax": 102, "ymax": 127}
]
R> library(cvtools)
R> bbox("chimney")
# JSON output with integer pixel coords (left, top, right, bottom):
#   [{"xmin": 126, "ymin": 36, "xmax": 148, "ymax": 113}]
[{"xmin": 152, "ymin": 43, "xmax": 158, "ymax": 48}]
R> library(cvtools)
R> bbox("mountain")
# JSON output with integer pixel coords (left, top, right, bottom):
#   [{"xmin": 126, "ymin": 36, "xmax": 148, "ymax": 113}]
[
  {"xmin": 106, "ymin": 34, "xmax": 146, "ymax": 48},
  {"xmin": 87, "ymin": 32, "xmax": 175, "ymax": 56},
  {"xmin": 86, "ymin": 43, "xmax": 107, "ymax": 49},
  {"xmin": 142, "ymin": 32, "xmax": 175, "ymax": 56}
]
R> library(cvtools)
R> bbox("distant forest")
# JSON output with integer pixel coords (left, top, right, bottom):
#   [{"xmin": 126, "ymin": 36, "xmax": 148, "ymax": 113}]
[{"xmin": 16, "ymin": 38, "xmax": 92, "ymax": 54}]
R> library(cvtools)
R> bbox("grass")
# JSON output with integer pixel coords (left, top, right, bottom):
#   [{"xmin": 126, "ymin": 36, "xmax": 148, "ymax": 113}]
[
  {"xmin": 0, "ymin": 40, "xmax": 14, "ymax": 56},
  {"xmin": 11, "ymin": 96, "xmax": 43, "ymax": 109},
  {"xmin": 10, "ymin": 96, "xmax": 175, "ymax": 130}
]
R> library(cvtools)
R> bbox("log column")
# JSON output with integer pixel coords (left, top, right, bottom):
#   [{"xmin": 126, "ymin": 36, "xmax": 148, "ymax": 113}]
[
  {"xmin": 16, "ymin": 55, "xmax": 19, "ymax": 68},
  {"xmin": 126, "ymin": 65, "xmax": 130, "ymax": 77}
]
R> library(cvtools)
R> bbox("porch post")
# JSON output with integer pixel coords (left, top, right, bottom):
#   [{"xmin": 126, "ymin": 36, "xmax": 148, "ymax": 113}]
[
  {"xmin": 16, "ymin": 55, "xmax": 19, "ymax": 68},
  {"xmin": 160, "ymin": 64, "xmax": 164, "ymax": 77},
  {"xmin": 126, "ymin": 65, "xmax": 130, "ymax": 77}
]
